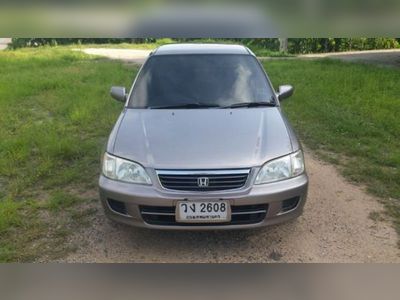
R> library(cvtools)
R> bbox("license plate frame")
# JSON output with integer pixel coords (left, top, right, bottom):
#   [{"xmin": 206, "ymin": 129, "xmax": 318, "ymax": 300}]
[{"xmin": 175, "ymin": 200, "xmax": 231, "ymax": 223}]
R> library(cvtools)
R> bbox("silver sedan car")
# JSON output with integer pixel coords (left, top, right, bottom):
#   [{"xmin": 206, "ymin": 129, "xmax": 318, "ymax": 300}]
[{"xmin": 100, "ymin": 44, "xmax": 308, "ymax": 230}]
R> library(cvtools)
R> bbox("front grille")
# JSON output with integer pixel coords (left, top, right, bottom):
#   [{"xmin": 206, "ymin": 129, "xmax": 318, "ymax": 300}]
[
  {"xmin": 157, "ymin": 169, "xmax": 250, "ymax": 192},
  {"xmin": 139, "ymin": 204, "xmax": 268, "ymax": 226}
]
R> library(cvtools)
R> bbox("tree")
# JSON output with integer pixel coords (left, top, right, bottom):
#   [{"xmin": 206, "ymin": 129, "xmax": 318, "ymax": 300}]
[{"xmin": 279, "ymin": 38, "xmax": 288, "ymax": 52}]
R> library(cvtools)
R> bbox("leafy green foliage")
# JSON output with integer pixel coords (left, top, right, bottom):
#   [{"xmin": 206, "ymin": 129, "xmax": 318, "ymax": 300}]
[
  {"xmin": 10, "ymin": 38, "xmax": 400, "ymax": 54},
  {"xmin": 287, "ymin": 38, "xmax": 399, "ymax": 53}
]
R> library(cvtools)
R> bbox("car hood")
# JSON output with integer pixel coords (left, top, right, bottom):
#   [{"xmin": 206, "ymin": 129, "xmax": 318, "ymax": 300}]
[{"xmin": 111, "ymin": 108, "xmax": 293, "ymax": 169}]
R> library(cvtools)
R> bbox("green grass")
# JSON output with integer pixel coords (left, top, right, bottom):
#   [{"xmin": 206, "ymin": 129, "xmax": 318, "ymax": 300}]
[
  {"xmin": 0, "ymin": 47, "xmax": 136, "ymax": 261},
  {"xmin": 0, "ymin": 47, "xmax": 399, "ymax": 260},
  {"xmin": 264, "ymin": 59, "xmax": 400, "ymax": 234}
]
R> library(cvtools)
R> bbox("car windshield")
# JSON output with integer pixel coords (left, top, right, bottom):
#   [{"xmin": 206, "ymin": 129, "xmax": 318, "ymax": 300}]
[{"xmin": 128, "ymin": 54, "xmax": 275, "ymax": 108}]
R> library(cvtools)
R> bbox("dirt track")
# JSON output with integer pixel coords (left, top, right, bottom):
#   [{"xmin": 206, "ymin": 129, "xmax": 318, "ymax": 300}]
[
  {"xmin": 298, "ymin": 49, "xmax": 400, "ymax": 68},
  {"xmin": 78, "ymin": 48, "xmax": 400, "ymax": 68},
  {"xmin": 61, "ymin": 49, "xmax": 399, "ymax": 262},
  {"xmin": 62, "ymin": 151, "xmax": 399, "ymax": 263}
]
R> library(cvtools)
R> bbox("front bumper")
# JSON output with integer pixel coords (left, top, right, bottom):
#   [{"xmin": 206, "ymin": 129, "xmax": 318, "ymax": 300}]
[{"xmin": 99, "ymin": 172, "xmax": 308, "ymax": 230}]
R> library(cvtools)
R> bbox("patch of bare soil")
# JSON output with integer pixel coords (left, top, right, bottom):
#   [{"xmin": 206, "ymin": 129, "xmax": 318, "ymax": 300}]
[
  {"xmin": 299, "ymin": 49, "xmax": 400, "ymax": 68},
  {"xmin": 61, "ymin": 152, "xmax": 399, "ymax": 263}
]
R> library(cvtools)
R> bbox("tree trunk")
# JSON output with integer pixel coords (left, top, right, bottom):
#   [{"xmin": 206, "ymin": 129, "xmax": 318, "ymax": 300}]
[{"xmin": 279, "ymin": 38, "xmax": 288, "ymax": 53}]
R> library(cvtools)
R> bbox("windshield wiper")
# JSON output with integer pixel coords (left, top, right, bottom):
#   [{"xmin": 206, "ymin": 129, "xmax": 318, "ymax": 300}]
[
  {"xmin": 149, "ymin": 103, "xmax": 221, "ymax": 109},
  {"xmin": 222, "ymin": 101, "xmax": 276, "ymax": 109}
]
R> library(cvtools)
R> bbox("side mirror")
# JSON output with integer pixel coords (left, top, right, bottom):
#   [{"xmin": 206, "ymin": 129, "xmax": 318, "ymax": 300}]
[
  {"xmin": 278, "ymin": 85, "xmax": 294, "ymax": 100},
  {"xmin": 110, "ymin": 86, "xmax": 127, "ymax": 102}
]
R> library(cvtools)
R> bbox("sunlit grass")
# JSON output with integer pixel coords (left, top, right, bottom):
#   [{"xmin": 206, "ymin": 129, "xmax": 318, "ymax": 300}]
[
  {"xmin": 0, "ymin": 47, "xmax": 399, "ymax": 261},
  {"xmin": 265, "ymin": 59, "xmax": 400, "ymax": 234},
  {"xmin": 0, "ymin": 47, "xmax": 136, "ymax": 261}
]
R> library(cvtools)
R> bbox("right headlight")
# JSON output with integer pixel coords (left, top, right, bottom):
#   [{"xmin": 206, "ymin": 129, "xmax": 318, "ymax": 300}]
[
  {"xmin": 102, "ymin": 153, "xmax": 152, "ymax": 185},
  {"xmin": 254, "ymin": 150, "xmax": 305, "ymax": 185}
]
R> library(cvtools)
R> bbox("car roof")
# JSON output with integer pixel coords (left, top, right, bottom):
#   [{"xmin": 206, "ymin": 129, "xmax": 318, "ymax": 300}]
[{"xmin": 152, "ymin": 43, "xmax": 252, "ymax": 56}]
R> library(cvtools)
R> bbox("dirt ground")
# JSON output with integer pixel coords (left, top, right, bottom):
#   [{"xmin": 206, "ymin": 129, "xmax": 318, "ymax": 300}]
[
  {"xmin": 62, "ymin": 151, "xmax": 399, "ymax": 263},
  {"xmin": 0, "ymin": 38, "xmax": 12, "ymax": 50},
  {"xmin": 60, "ymin": 49, "xmax": 399, "ymax": 262},
  {"xmin": 75, "ymin": 48, "xmax": 152, "ymax": 64},
  {"xmin": 78, "ymin": 48, "xmax": 400, "ymax": 68},
  {"xmin": 299, "ymin": 49, "xmax": 400, "ymax": 68}
]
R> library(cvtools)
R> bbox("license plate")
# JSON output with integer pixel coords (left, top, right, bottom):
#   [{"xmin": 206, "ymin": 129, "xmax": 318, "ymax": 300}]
[{"xmin": 176, "ymin": 201, "xmax": 231, "ymax": 223}]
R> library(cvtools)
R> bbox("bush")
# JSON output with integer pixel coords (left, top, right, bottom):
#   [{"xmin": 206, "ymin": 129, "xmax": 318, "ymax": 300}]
[
  {"xmin": 286, "ymin": 38, "xmax": 399, "ymax": 54},
  {"xmin": 9, "ymin": 38, "xmax": 400, "ymax": 54}
]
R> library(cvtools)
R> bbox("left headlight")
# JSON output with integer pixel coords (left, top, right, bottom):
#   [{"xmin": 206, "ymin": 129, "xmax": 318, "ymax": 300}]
[
  {"xmin": 254, "ymin": 150, "xmax": 305, "ymax": 185},
  {"xmin": 102, "ymin": 153, "xmax": 152, "ymax": 185}
]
